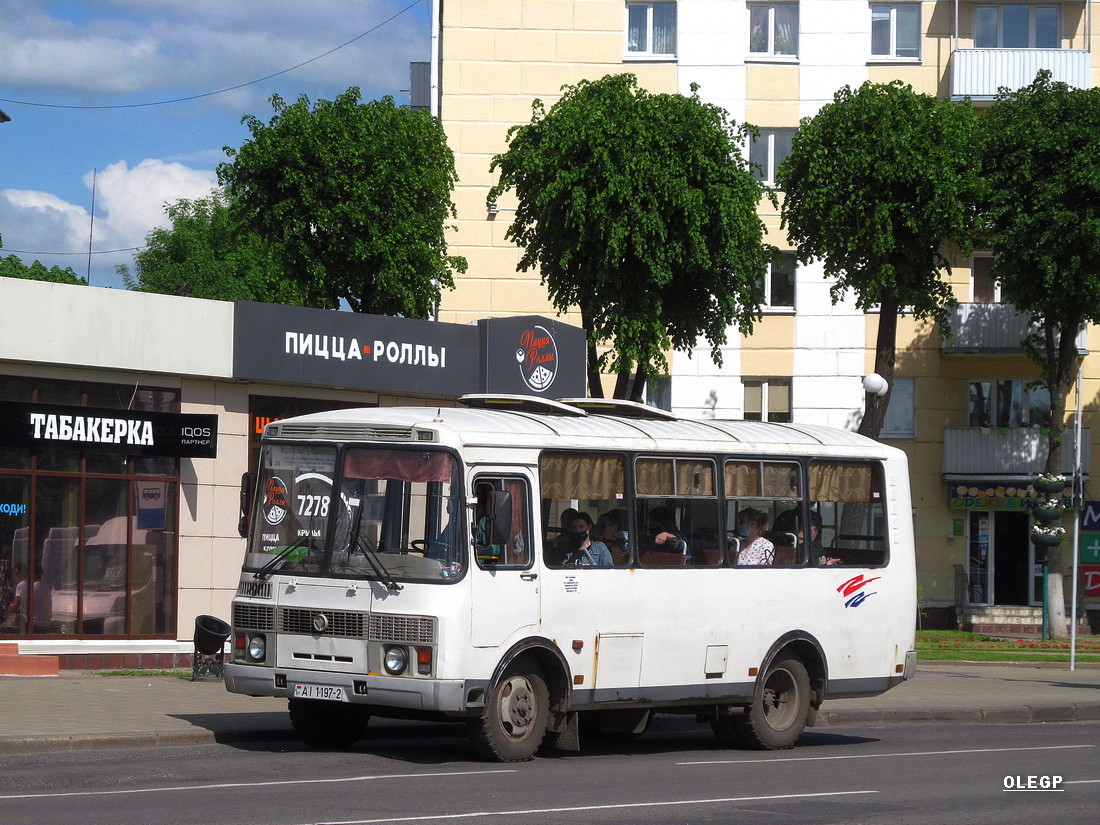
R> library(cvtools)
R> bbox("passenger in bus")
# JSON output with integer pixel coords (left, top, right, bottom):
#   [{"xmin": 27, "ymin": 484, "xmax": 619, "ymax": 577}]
[
  {"xmin": 596, "ymin": 509, "xmax": 629, "ymax": 554},
  {"xmin": 775, "ymin": 508, "xmax": 837, "ymax": 565},
  {"xmin": 735, "ymin": 508, "xmax": 775, "ymax": 565},
  {"xmin": 643, "ymin": 506, "xmax": 689, "ymax": 560},
  {"xmin": 561, "ymin": 513, "xmax": 613, "ymax": 567}
]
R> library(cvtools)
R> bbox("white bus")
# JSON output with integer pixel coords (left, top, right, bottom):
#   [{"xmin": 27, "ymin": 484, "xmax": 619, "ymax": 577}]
[{"xmin": 224, "ymin": 395, "xmax": 916, "ymax": 762}]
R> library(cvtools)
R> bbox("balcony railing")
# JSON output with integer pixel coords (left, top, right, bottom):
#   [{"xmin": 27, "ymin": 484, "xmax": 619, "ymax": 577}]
[
  {"xmin": 942, "ymin": 427, "xmax": 1089, "ymax": 476},
  {"xmin": 942, "ymin": 303, "xmax": 1088, "ymax": 355},
  {"xmin": 950, "ymin": 48, "xmax": 1090, "ymax": 100}
]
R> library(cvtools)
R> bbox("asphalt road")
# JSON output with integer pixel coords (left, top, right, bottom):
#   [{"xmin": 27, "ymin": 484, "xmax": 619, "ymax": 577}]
[{"xmin": 0, "ymin": 720, "xmax": 1095, "ymax": 825}]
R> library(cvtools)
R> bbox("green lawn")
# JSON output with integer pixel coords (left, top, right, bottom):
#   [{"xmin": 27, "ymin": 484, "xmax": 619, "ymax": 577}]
[{"xmin": 917, "ymin": 630, "xmax": 1100, "ymax": 663}]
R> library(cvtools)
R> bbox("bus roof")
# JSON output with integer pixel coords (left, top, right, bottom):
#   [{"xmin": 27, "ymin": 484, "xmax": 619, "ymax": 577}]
[{"xmin": 263, "ymin": 398, "xmax": 902, "ymax": 460}]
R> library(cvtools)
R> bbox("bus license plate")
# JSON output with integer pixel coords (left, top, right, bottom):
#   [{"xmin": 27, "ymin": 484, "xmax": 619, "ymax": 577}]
[{"xmin": 293, "ymin": 684, "xmax": 347, "ymax": 701}]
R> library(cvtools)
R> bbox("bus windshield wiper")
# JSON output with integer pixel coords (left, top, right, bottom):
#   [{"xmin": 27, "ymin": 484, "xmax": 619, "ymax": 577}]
[
  {"xmin": 352, "ymin": 533, "xmax": 403, "ymax": 592},
  {"xmin": 253, "ymin": 535, "xmax": 315, "ymax": 581}
]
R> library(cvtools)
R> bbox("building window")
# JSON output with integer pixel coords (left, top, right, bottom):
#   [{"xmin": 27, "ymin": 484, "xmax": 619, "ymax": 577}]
[
  {"xmin": 975, "ymin": 5, "xmax": 1059, "ymax": 49},
  {"xmin": 749, "ymin": 128, "xmax": 796, "ymax": 187},
  {"xmin": 882, "ymin": 378, "xmax": 915, "ymax": 438},
  {"xmin": 744, "ymin": 378, "xmax": 792, "ymax": 423},
  {"xmin": 749, "ymin": 3, "xmax": 799, "ymax": 56},
  {"xmin": 971, "ymin": 255, "xmax": 1000, "ymax": 303},
  {"xmin": 870, "ymin": 3, "xmax": 921, "ymax": 58},
  {"xmin": 759, "ymin": 252, "xmax": 796, "ymax": 309},
  {"xmin": 969, "ymin": 379, "xmax": 1051, "ymax": 428},
  {"xmin": 626, "ymin": 2, "xmax": 677, "ymax": 57},
  {"xmin": 0, "ymin": 377, "xmax": 180, "ymax": 638}
]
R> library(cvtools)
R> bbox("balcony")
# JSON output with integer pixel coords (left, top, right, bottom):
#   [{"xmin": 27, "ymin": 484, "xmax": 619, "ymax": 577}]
[
  {"xmin": 942, "ymin": 303, "xmax": 1088, "ymax": 355},
  {"xmin": 950, "ymin": 48, "xmax": 1090, "ymax": 101},
  {"xmin": 942, "ymin": 427, "xmax": 1089, "ymax": 477}
]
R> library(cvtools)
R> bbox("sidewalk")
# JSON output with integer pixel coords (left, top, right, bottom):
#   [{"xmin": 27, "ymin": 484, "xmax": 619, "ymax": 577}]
[{"xmin": 0, "ymin": 662, "xmax": 1097, "ymax": 754}]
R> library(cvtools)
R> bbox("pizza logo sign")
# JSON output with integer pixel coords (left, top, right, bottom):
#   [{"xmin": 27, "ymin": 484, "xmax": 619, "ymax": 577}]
[
  {"xmin": 516, "ymin": 325, "xmax": 558, "ymax": 393},
  {"xmin": 263, "ymin": 476, "xmax": 289, "ymax": 526}
]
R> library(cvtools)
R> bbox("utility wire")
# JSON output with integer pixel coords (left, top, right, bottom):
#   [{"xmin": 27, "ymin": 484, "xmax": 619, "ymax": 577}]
[
  {"xmin": 0, "ymin": 0, "xmax": 423, "ymax": 111},
  {"xmin": 1, "ymin": 247, "xmax": 142, "ymax": 255}
]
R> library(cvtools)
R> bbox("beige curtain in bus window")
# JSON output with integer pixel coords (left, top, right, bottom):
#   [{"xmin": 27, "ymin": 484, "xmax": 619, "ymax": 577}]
[
  {"xmin": 539, "ymin": 453, "xmax": 625, "ymax": 500},
  {"xmin": 723, "ymin": 461, "xmax": 760, "ymax": 498},
  {"xmin": 763, "ymin": 462, "xmax": 800, "ymax": 498},
  {"xmin": 810, "ymin": 461, "xmax": 874, "ymax": 502},
  {"xmin": 635, "ymin": 458, "xmax": 674, "ymax": 496},
  {"xmin": 676, "ymin": 459, "xmax": 715, "ymax": 496}
]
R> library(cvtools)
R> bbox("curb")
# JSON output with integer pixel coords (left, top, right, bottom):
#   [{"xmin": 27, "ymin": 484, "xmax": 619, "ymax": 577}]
[{"xmin": 815, "ymin": 703, "xmax": 1100, "ymax": 727}]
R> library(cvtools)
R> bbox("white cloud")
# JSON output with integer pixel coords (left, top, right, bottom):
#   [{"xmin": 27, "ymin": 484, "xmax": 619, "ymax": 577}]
[{"xmin": 1, "ymin": 159, "xmax": 217, "ymax": 286}]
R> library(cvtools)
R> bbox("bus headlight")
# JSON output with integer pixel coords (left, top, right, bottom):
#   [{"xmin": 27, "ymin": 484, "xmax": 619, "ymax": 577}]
[
  {"xmin": 248, "ymin": 634, "xmax": 266, "ymax": 662},
  {"xmin": 383, "ymin": 646, "xmax": 408, "ymax": 675}
]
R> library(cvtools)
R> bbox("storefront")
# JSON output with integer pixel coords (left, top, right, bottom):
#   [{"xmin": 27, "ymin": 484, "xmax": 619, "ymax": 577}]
[{"xmin": 0, "ymin": 279, "xmax": 584, "ymax": 667}]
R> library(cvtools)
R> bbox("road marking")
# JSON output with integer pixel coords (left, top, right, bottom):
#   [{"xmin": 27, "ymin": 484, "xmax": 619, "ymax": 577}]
[
  {"xmin": 679, "ymin": 743, "xmax": 1095, "ymax": 766},
  {"xmin": 313, "ymin": 791, "xmax": 880, "ymax": 824},
  {"xmin": 0, "ymin": 769, "xmax": 515, "ymax": 801}
]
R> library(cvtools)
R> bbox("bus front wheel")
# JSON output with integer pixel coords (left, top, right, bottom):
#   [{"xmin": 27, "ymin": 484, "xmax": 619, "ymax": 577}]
[
  {"xmin": 734, "ymin": 654, "xmax": 811, "ymax": 750},
  {"xmin": 470, "ymin": 662, "xmax": 549, "ymax": 762},
  {"xmin": 289, "ymin": 698, "xmax": 370, "ymax": 749}
]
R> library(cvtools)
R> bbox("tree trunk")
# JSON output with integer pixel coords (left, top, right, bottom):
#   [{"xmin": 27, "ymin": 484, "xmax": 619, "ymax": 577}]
[
  {"xmin": 1039, "ymin": 317, "xmax": 1082, "ymax": 639},
  {"xmin": 613, "ymin": 365, "xmax": 632, "ymax": 400},
  {"xmin": 580, "ymin": 308, "xmax": 603, "ymax": 398},
  {"xmin": 628, "ymin": 363, "xmax": 647, "ymax": 404},
  {"xmin": 856, "ymin": 290, "xmax": 899, "ymax": 440}
]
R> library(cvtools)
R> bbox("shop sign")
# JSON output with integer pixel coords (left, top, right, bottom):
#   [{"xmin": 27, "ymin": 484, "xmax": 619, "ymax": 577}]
[
  {"xmin": 949, "ymin": 482, "xmax": 1042, "ymax": 510},
  {"xmin": 1079, "ymin": 501, "xmax": 1100, "ymax": 531},
  {"xmin": 233, "ymin": 301, "xmax": 480, "ymax": 396},
  {"xmin": 232, "ymin": 302, "xmax": 587, "ymax": 398},
  {"xmin": 1082, "ymin": 566, "xmax": 1100, "ymax": 597},
  {"xmin": 0, "ymin": 401, "xmax": 217, "ymax": 459}
]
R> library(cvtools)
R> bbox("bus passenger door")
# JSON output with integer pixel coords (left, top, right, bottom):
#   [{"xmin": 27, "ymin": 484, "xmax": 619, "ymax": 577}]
[{"xmin": 469, "ymin": 473, "xmax": 540, "ymax": 647}]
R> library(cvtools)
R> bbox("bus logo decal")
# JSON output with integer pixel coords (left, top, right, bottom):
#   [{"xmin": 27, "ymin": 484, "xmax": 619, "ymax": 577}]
[
  {"xmin": 838, "ymin": 574, "xmax": 880, "ymax": 608},
  {"xmin": 263, "ymin": 476, "xmax": 289, "ymax": 526}
]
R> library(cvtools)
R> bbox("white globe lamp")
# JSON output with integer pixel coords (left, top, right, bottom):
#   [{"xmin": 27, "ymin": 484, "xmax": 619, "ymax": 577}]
[{"xmin": 862, "ymin": 373, "xmax": 889, "ymax": 397}]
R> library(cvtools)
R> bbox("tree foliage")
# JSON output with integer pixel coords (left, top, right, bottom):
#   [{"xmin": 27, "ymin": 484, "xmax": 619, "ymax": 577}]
[
  {"xmin": 778, "ymin": 81, "xmax": 979, "ymax": 436},
  {"xmin": 119, "ymin": 191, "xmax": 311, "ymax": 305},
  {"xmin": 489, "ymin": 73, "xmax": 773, "ymax": 400},
  {"xmin": 0, "ymin": 245, "xmax": 86, "ymax": 285},
  {"xmin": 978, "ymin": 71, "xmax": 1100, "ymax": 637},
  {"xmin": 218, "ymin": 88, "xmax": 466, "ymax": 317}
]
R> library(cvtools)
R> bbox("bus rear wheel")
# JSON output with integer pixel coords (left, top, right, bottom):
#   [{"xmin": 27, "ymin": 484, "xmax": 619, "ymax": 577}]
[
  {"xmin": 734, "ymin": 655, "xmax": 811, "ymax": 750},
  {"xmin": 469, "ymin": 662, "xmax": 549, "ymax": 762},
  {"xmin": 289, "ymin": 698, "xmax": 370, "ymax": 749}
]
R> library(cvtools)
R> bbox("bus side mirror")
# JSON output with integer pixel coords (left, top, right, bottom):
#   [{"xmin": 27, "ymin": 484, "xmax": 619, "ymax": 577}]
[
  {"xmin": 489, "ymin": 491, "xmax": 512, "ymax": 547},
  {"xmin": 238, "ymin": 472, "xmax": 254, "ymax": 538}
]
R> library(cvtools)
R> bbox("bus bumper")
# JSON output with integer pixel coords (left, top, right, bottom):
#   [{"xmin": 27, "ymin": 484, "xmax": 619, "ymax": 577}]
[{"xmin": 224, "ymin": 663, "xmax": 470, "ymax": 713}]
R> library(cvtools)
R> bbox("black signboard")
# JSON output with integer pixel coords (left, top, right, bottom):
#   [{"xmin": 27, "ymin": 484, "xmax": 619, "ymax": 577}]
[
  {"xmin": 233, "ymin": 302, "xmax": 480, "ymax": 396},
  {"xmin": 0, "ymin": 401, "xmax": 218, "ymax": 459},
  {"xmin": 479, "ymin": 316, "xmax": 587, "ymax": 397},
  {"xmin": 233, "ymin": 302, "xmax": 587, "ymax": 398}
]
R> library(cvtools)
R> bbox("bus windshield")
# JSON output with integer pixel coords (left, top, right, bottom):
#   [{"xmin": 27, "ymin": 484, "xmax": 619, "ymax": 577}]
[{"xmin": 245, "ymin": 443, "xmax": 464, "ymax": 583}]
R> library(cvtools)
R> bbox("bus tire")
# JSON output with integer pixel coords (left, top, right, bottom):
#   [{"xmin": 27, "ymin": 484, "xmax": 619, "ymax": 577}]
[
  {"xmin": 469, "ymin": 662, "xmax": 549, "ymax": 762},
  {"xmin": 289, "ymin": 698, "xmax": 370, "ymax": 749},
  {"xmin": 734, "ymin": 654, "xmax": 811, "ymax": 750}
]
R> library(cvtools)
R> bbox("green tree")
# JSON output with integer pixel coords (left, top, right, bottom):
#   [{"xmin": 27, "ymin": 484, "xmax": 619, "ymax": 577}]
[
  {"xmin": 0, "ymin": 246, "xmax": 86, "ymax": 285},
  {"xmin": 217, "ymin": 88, "xmax": 466, "ymax": 317},
  {"xmin": 488, "ymin": 73, "xmax": 773, "ymax": 400},
  {"xmin": 119, "ymin": 190, "xmax": 310, "ymax": 305},
  {"xmin": 978, "ymin": 72, "xmax": 1100, "ymax": 637},
  {"xmin": 777, "ymin": 81, "xmax": 979, "ymax": 437}
]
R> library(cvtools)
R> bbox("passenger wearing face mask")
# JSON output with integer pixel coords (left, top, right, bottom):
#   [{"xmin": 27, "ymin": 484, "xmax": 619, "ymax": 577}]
[
  {"xmin": 734, "ymin": 507, "xmax": 775, "ymax": 566},
  {"xmin": 561, "ymin": 512, "xmax": 613, "ymax": 567}
]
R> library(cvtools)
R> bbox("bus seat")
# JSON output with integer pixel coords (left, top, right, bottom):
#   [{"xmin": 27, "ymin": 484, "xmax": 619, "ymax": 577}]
[
  {"xmin": 774, "ymin": 546, "xmax": 797, "ymax": 566},
  {"xmin": 698, "ymin": 547, "xmax": 721, "ymax": 566},
  {"xmin": 611, "ymin": 550, "xmax": 630, "ymax": 566},
  {"xmin": 640, "ymin": 550, "xmax": 687, "ymax": 566}
]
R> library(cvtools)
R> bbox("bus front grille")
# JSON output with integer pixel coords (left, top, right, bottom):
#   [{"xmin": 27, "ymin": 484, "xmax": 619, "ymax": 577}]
[
  {"xmin": 368, "ymin": 614, "xmax": 436, "ymax": 644},
  {"xmin": 237, "ymin": 580, "xmax": 272, "ymax": 599},
  {"xmin": 279, "ymin": 607, "xmax": 367, "ymax": 638},
  {"xmin": 233, "ymin": 603, "xmax": 275, "ymax": 631}
]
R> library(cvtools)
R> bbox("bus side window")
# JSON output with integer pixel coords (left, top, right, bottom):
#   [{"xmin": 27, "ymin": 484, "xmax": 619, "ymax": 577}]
[
  {"xmin": 473, "ymin": 478, "xmax": 531, "ymax": 569},
  {"xmin": 809, "ymin": 460, "xmax": 887, "ymax": 566}
]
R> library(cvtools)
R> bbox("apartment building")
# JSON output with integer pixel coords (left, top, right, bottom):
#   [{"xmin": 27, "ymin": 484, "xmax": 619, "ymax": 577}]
[{"xmin": 431, "ymin": 0, "xmax": 1099, "ymax": 631}]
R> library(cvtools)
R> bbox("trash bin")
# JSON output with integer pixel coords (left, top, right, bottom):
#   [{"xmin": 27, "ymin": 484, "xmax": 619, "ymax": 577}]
[{"xmin": 192, "ymin": 614, "xmax": 231, "ymax": 680}]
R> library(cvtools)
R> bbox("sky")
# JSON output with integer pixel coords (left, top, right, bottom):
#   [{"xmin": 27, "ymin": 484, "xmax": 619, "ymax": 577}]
[{"xmin": 0, "ymin": 0, "xmax": 432, "ymax": 290}]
